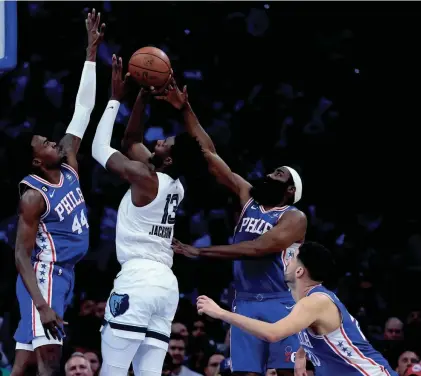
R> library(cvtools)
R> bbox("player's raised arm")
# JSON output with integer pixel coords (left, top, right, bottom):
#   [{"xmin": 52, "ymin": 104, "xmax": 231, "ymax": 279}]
[
  {"xmin": 196, "ymin": 294, "xmax": 326, "ymax": 343},
  {"xmin": 15, "ymin": 190, "xmax": 65, "ymax": 340},
  {"xmin": 155, "ymin": 80, "xmax": 251, "ymax": 206},
  {"xmin": 173, "ymin": 209, "xmax": 307, "ymax": 259},
  {"xmin": 59, "ymin": 9, "xmax": 105, "ymax": 172},
  {"xmin": 92, "ymin": 55, "xmax": 155, "ymax": 185},
  {"xmin": 121, "ymin": 89, "xmax": 152, "ymax": 163}
]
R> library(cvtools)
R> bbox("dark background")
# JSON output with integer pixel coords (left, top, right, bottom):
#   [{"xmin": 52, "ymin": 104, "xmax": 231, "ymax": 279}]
[{"xmin": 0, "ymin": 1, "xmax": 420, "ymax": 373}]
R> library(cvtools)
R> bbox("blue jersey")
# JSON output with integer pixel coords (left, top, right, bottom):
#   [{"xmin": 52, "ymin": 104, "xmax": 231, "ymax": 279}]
[
  {"xmin": 298, "ymin": 285, "xmax": 397, "ymax": 376},
  {"xmin": 233, "ymin": 198, "xmax": 302, "ymax": 295},
  {"xmin": 20, "ymin": 163, "xmax": 89, "ymax": 267}
]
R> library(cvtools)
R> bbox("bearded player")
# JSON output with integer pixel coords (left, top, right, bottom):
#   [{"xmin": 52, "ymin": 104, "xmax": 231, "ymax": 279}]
[
  {"xmin": 197, "ymin": 242, "xmax": 398, "ymax": 376},
  {"xmin": 11, "ymin": 10, "xmax": 104, "ymax": 376},
  {"xmin": 91, "ymin": 58, "xmax": 208, "ymax": 376},
  {"xmin": 159, "ymin": 81, "xmax": 306, "ymax": 376}
]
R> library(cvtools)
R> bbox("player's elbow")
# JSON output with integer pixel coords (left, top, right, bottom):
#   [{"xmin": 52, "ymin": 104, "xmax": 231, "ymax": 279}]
[{"xmin": 264, "ymin": 332, "xmax": 282, "ymax": 343}]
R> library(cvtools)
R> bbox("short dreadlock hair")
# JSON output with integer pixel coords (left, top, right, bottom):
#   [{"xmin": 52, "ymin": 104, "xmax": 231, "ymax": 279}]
[{"xmin": 169, "ymin": 132, "xmax": 209, "ymax": 182}]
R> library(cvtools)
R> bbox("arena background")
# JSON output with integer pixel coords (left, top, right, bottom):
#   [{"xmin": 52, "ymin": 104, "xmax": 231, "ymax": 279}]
[{"xmin": 0, "ymin": 1, "xmax": 420, "ymax": 375}]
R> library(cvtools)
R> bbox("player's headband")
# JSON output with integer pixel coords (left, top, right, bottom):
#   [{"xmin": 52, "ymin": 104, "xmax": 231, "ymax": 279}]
[{"xmin": 283, "ymin": 166, "xmax": 302, "ymax": 204}]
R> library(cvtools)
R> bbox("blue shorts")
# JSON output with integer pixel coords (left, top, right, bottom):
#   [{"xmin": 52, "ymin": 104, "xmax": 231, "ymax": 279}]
[
  {"xmin": 230, "ymin": 293, "xmax": 300, "ymax": 373},
  {"xmin": 14, "ymin": 261, "xmax": 74, "ymax": 347}
]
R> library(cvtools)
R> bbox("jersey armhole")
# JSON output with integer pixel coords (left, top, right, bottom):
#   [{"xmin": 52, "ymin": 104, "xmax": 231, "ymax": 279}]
[
  {"xmin": 62, "ymin": 163, "xmax": 79, "ymax": 180},
  {"xmin": 311, "ymin": 292, "xmax": 344, "ymax": 325},
  {"xmin": 233, "ymin": 197, "xmax": 253, "ymax": 234},
  {"xmin": 19, "ymin": 181, "xmax": 51, "ymax": 220}
]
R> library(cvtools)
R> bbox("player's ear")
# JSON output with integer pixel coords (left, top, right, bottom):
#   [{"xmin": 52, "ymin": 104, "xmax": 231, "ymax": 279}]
[
  {"xmin": 163, "ymin": 156, "xmax": 173, "ymax": 167},
  {"xmin": 32, "ymin": 158, "xmax": 41, "ymax": 168},
  {"xmin": 296, "ymin": 266, "xmax": 304, "ymax": 278},
  {"xmin": 287, "ymin": 185, "xmax": 296, "ymax": 196}
]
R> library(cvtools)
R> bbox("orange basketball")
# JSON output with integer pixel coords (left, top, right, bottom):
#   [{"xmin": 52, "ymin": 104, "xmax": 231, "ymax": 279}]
[{"xmin": 128, "ymin": 47, "xmax": 171, "ymax": 88}]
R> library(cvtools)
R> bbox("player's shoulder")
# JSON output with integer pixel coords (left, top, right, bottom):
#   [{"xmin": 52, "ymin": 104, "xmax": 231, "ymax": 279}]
[
  {"xmin": 127, "ymin": 159, "xmax": 156, "ymax": 181},
  {"xmin": 278, "ymin": 208, "xmax": 307, "ymax": 224},
  {"xmin": 19, "ymin": 188, "xmax": 45, "ymax": 215},
  {"xmin": 299, "ymin": 292, "xmax": 333, "ymax": 312}
]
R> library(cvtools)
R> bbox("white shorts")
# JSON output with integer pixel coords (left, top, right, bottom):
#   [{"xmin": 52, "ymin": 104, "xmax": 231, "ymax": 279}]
[{"xmin": 102, "ymin": 259, "xmax": 179, "ymax": 350}]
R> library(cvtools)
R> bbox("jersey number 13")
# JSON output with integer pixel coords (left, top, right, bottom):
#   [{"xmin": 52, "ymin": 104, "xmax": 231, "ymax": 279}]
[{"xmin": 161, "ymin": 194, "xmax": 179, "ymax": 225}]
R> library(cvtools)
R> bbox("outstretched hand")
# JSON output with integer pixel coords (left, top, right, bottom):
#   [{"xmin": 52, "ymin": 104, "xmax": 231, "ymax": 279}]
[
  {"xmin": 172, "ymin": 238, "xmax": 200, "ymax": 258},
  {"xmin": 155, "ymin": 77, "xmax": 188, "ymax": 110},
  {"xmin": 86, "ymin": 8, "xmax": 105, "ymax": 48},
  {"xmin": 111, "ymin": 55, "xmax": 130, "ymax": 102},
  {"xmin": 197, "ymin": 295, "xmax": 224, "ymax": 319}
]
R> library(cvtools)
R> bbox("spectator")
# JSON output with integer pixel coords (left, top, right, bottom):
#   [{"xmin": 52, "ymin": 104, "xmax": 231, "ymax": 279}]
[
  {"xmin": 162, "ymin": 352, "xmax": 177, "ymax": 376},
  {"xmin": 65, "ymin": 352, "xmax": 93, "ymax": 376},
  {"xmin": 404, "ymin": 364, "xmax": 421, "ymax": 376},
  {"xmin": 396, "ymin": 351, "xmax": 420, "ymax": 376},
  {"xmin": 172, "ymin": 321, "xmax": 190, "ymax": 342},
  {"xmin": 84, "ymin": 351, "xmax": 101, "ymax": 376},
  {"xmin": 168, "ymin": 334, "xmax": 202, "ymax": 376},
  {"xmin": 204, "ymin": 353, "xmax": 225, "ymax": 376},
  {"xmin": 191, "ymin": 318, "xmax": 207, "ymax": 338},
  {"xmin": 385, "ymin": 317, "xmax": 404, "ymax": 341}
]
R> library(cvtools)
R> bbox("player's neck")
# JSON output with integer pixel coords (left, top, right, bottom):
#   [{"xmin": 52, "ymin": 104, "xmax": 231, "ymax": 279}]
[
  {"xmin": 37, "ymin": 168, "xmax": 62, "ymax": 185},
  {"xmin": 160, "ymin": 165, "xmax": 181, "ymax": 180},
  {"xmin": 261, "ymin": 199, "xmax": 289, "ymax": 212},
  {"xmin": 295, "ymin": 280, "xmax": 320, "ymax": 301}
]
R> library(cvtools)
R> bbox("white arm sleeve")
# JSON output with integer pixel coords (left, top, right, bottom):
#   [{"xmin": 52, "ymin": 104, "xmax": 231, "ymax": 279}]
[
  {"xmin": 65, "ymin": 61, "xmax": 96, "ymax": 139},
  {"xmin": 92, "ymin": 100, "xmax": 120, "ymax": 169}
]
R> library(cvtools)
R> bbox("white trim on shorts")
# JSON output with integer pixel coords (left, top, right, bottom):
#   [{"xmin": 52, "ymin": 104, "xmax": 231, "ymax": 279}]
[{"xmin": 16, "ymin": 336, "xmax": 63, "ymax": 352}]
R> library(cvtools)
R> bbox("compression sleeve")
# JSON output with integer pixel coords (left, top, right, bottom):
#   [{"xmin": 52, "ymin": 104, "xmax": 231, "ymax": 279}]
[
  {"xmin": 92, "ymin": 100, "xmax": 120, "ymax": 168},
  {"xmin": 65, "ymin": 61, "xmax": 96, "ymax": 139}
]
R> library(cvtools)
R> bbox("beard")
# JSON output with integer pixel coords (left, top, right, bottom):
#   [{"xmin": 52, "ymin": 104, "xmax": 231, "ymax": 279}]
[{"xmin": 249, "ymin": 176, "xmax": 289, "ymax": 207}]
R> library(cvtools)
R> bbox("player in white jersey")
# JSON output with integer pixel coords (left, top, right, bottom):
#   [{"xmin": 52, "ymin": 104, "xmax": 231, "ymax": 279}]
[{"xmin": 91, "ymin": 56, "xmax": 209, "ymax": 376}]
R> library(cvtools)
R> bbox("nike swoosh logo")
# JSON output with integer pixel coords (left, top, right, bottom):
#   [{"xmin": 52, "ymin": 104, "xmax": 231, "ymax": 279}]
[
  {"xmin": 107, "ymin": 106, "xmax": 114, "ymax": 110},
  {"xmin": 286, "ymin": 305, "xmax": 294, "ymax": 310},
  {"xmin": 49, "ymin": 190, "xmax": 55, "ymax": 198}
]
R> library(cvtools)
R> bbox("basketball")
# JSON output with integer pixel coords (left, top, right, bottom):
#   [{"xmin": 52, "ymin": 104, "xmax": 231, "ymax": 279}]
[{"xmin": 128, "ymin": 47, "xmax": 172, "ymax": 88}]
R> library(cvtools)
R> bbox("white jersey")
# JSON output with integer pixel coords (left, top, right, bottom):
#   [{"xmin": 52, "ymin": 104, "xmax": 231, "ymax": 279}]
[{"xmin": 115, "ymin": 172, "xmax": 184, "ymax": 268}]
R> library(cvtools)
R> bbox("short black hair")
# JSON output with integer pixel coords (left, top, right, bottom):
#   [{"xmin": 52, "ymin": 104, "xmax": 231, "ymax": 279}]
[
  {"xmin": 170, "ymin": 132, "xmax": 209, "ymax": 182},
  {"xmin": 297, "ymin": 241, "xmax": 336, "ymax": 284},
  {"xmin": 169, "ymin": 333, "xmax": 186, "ymax": 342}
]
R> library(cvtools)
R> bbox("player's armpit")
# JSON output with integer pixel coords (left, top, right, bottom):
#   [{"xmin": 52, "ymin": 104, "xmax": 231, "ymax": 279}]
[
  {"xmin": 252, "ymin": 210, "xmax": 307, "ymax": 255},
  {"xmin": 105, "ymin": 151, "xmax": 154, "ymax": 184},
  {"xmin": 269, "ymin": 295, "xmax": 327, "ymax": 342},
  {"xmin": 204, "ymin": 151, "xmax": 251, "ymax": 205},
  {"xmin": 15, "ymin": 190, "xmax": 48, "ymax": 309},
  {"xmin": 121, "ymin": 142, "xmax": 151, "ymax": 164}
]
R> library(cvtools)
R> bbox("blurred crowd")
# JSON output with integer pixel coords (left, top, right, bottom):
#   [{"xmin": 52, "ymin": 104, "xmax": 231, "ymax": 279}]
[{"xmin": 0, "ymin": 2, "xmax": 420, "ymax": 375}]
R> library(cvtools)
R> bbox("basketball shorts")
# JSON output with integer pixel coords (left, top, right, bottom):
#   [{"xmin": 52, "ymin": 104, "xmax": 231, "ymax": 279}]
[
  {"xmin": 14, "ymin": 262, "xmax": 74, "ymax": 351},
  {"xmin": 230, "ymin": 293, "xmax": 300, "ymax": 373},
  {"xmin": 102, "ymin": 258, "xmax": 179, "ymax": 351}
]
